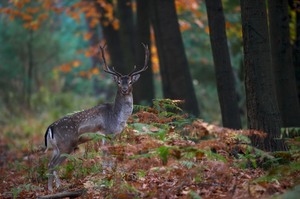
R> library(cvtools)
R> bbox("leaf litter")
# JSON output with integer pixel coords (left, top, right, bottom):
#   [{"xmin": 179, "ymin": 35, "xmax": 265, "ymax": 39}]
[{"xmin": 0, "ymin": 100, "xmax": 299, "ymax": 198}]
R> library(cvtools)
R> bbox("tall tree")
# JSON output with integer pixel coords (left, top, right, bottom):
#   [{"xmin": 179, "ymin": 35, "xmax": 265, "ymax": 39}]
[
  {"xmin": 205, "ymin": 0, "xmax": 242, "ymax": 129},
  {"xmin": 290, "ymin": 1, "xmax": 300, "ymax": 103},
  {"xmin": 268, "ymin": 0, "xmax": 300, "ymax": 127},
  {"xmin": 117, "ymin": 0, "xmax": 135, "ymax": 73},
  {"xmin": 240, "ymin": 0, "xmax": 287, "ymax": 151},
  {"xmin": 95, "ymin": 0, "xmax": 124, "ymax": 70},
  {"xmin": 25, "ymin": 30, "xmax": 34, "ymax": 109},
  {"xmin": 133, "ymin": 0, "xmax": 154, "ymax": 105},
  {"xmin": 150, "ymin": 0, "xmax": 199, "ymax": 116}
]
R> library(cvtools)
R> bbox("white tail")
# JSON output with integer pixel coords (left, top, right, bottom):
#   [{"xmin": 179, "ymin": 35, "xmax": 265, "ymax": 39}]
[{"xmin": 45, "ymin": 43, "xmax": 149, "ymax": 192}]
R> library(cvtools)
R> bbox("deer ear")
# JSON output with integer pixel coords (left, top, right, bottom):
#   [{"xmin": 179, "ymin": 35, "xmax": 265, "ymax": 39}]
[
  {"xmin": 112, "ymin": 75, "xmax": 119, "ymax": 82},
  {"xmin": 132, "ymin": 74, "xmax": 140, "ymax": 83}
]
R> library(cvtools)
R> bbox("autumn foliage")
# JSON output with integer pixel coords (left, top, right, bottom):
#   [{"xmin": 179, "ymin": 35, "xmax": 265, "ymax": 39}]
[
  {"xmin": 1, "ymin": 1, "xmax": 300, "ymax": 198},
  {"xmin": 1, "ymin": 100, "xmax": 299, "ymax": 198}
]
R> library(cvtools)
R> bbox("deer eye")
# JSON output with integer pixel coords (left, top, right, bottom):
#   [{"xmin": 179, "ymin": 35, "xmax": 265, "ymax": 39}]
[{"xmin": 129, "ymin": 81, "xmax": 132, "ymax": 84}]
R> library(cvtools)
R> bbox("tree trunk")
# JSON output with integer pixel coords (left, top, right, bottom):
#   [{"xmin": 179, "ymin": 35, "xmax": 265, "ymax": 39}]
[
  {"xmin": 294, "ymin": 7, "xmax": 300, "ymax": 104},
  {"xmin": 268, "ymin": 0, "xmax": 300, "ymax": 127},
  {"xmin": 150, "ymin": 0, "xmax": 199, "ymax": 116},
  {"xmin": 133, "ymin": 0, "xmax": 154, "ymax": 105},
  {"xmin": 117, "ymin": 0, "xmax": 135, "ymax": 74},
  {"xmin": 26, "ymin": 30, "xmax": 34, "ymax": 109},
  {"xmin": 95, "ymin": 0, "xmax": 124, "ymax": 70},
  {"xmin": 240, "ymin": 0, "xmax": 287, "ymax": 151},
  {"xmin": 205, "ymin": 0, "xmax": 242, "ymax": 129}
]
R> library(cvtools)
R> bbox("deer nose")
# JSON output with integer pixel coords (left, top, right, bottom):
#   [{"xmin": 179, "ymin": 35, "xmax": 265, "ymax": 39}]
[{"xmin": 122, "ymin": 88, "xmax": 128, "ymax": 93}]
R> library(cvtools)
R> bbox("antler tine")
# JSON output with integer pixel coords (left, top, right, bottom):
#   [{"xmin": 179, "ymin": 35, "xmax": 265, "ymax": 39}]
[
  {"xmin": 99, "ymin": 43, "xmax": 122, "ymax": 76},
  {"xmin": 129, "ymin": 43, "xmax": 149, "ymax": 76}
]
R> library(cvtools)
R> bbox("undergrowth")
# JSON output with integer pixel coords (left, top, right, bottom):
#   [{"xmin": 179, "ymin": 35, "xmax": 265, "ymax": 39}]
[{"xmin": 1, "ymin": 99, "xmax": 300, "ymax": 198}]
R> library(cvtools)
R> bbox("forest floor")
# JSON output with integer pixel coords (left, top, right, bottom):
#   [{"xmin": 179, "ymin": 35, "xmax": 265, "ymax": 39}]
[{"xmin": 0, "ymin": 100, "xmax": 300, "ymax": 199}]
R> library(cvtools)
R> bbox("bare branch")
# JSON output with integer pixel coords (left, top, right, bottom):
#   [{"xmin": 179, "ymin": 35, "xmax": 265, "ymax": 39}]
[{"xmin": 37, "ymin": 189, "xmax": 86, "ymax": 199}]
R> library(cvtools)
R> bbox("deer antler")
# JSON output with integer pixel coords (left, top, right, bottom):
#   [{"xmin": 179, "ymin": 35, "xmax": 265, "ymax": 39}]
[
  {"xmin": 99, "ymin": 44, "xmax": 122, "ymax": 76},
  {"xmin": 129, "ymin": 43, "xmax": 149, "ymax": 76}
]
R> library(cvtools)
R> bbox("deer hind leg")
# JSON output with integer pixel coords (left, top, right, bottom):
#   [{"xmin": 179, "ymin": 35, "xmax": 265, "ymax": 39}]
[
  {"xmin": 48, "ymin": 142, "xmax": 73, "ymax": 192},
  {"xmin": 47, "ymin": 141, "xmax": 60, "ymax": 192},
  {"xmin": 48, "ymin": 131, "xmax": 73, "ymax": 192}
]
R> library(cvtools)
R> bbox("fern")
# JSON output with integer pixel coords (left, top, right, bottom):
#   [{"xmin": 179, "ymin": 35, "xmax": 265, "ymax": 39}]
[
  {"xmin": 153, "ymin": 98, "xmax": 183, "ymax": 113},
  {"xmin": 133, "ymin": 104, "xmax": 150, "ymax": 112},
  {"xmin": 180, "ymin": 160, "xmax": 196, "ymax": 169}
]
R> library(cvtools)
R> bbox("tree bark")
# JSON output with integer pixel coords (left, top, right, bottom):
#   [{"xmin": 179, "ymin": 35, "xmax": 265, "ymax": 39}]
[
  {"xmin": 133, "ymin": 0, "xmax": 154, "ymax": 105},
  {"xmin": 268, "ymin": 0, "xmax": 300, "ymax": 127},
  {"xmin": 205, "ymin": 0, "xmax": 242, "ymax": 129},
  {"xmin": 240, "ymin": 0, "xmax": 287, "ymax": 151},
  {"xmin": 150, "ymin": 0, "xmax": 199, "ymax": 116},
  {"xmin": 95, "ymin": 0, "xmax": 124, "ymax": 70},
  {"xmin": 117, "ymin": 0, "xmax": 135, "ymax": 74},
  {"xmin": 294, "ymin": 6, "xmax": 300, "ymax": 104}
]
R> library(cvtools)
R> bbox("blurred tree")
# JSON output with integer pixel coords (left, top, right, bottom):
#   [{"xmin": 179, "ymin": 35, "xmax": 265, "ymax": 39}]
[
  {"xmin": 117, "ymin": 0, "xmax": 135, "ymax": 73},
  {"xmin": 25, "ymin": 30, "xmax": 34, "ymax": 109},
  {"xmin": 240, "ymin": 0, "xmax": 287, "ymax": 151},
  {"xmin": 205, "ymin": 0, "xmax": 242, "ymax": 129},
  {"xmin": 289, "ymin": 0, "xmax": 300, "ymax": 103},
  {"xmin": 133, "ymin": 0, "xmax": 154, "ymax": 105},
  {"xmin": 151, "ymin": 0, "xmax": 199, "ymax": 116},
  {"xmin": 268, "ymin": 0, "xmax": 300, "ymax": 127},
  {"xmin": 95, "ymin": 0, "xmax": 124, "ymax": 70}
]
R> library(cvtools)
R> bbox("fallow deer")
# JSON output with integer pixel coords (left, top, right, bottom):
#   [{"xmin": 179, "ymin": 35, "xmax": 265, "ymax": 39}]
[{"xmin": 44, "ymin": 43, "xmax": 149, "ymax": 192}]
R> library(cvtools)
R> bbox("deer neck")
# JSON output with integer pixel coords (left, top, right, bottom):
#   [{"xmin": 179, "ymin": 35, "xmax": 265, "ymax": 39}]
[{"xmin": 113, "ymin": 90, "xmax": 133, "ymax": 121}]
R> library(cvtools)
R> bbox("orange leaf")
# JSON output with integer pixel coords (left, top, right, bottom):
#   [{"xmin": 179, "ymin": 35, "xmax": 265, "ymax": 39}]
[
  {"xmin": 79, "ymin": 71, "xmax": 87, "ymax": 77},
  {"xmin": 90, "ymin": 67, "xmax": 99, "ymax": 75},
  {"xmin": 151, "ymin": 45, "xmax": 159, "ymax": 74},
  {"xmin": 51, "ymin": 7, "xmax": 64, "ymax": 14},
  {"xmin": 225, "ymin": 21, "xmax": 231, "ymax": 29},
  {"xmin": 9, "ymin": 15, "xmax": 15, "ymax": 21},
  {"xmin": 22, "ymin": 13, "xmax": 33, "ymax": 21},
  {"xmin": 43, "ymin": 0, "xmax": 52, "ymax": 9},
  {"xmin": 83, "ymin": 32, "xmax": 93, "ymax": 41},
  {"xmin": 89, "ymin": 18, "xmax": 98, "ymax": 28},
  {"xmin": 72, "ymin": 60, "xmax": 81, "ymax": 67},
  {"xmin": 60, "ymin": 64, "xmax": 72, "ymax": 72},
  {"xmin": 85, "ymin": 51, "xmax": 92, "ymax": 57},
  {"xmin": 70, "ymin": 12, "xmax": 81, "ymax": 23},
  {"xmin": 26, "ymin": 7, "xmax": 39, "ymax": 14},
  {"xmin": 38, "ymin": 13, "xmax": 48, "ymax": 21},
  {"xmin": 179, "ymin": 20, "xmax": 191, "ymax": 32},
  {"xmin": 112, "ymin": 19, "xmax": 119, "ymax": 30},
  {"xmin": 23, "ymin": 22, "xmax": 30, "ymax": 29},
  {"xmin": 31, "ymin": 22, "xmax": 39, "ymax": 30},
  {"xmin": 205, "ymin": 26, "xmax": 210, "ymax": 34}
]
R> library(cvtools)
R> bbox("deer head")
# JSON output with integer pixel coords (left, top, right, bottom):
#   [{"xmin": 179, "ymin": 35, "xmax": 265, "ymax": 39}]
[{"xmin": 99, "ymin": 43, "xmax": 149, "ymax": 95}]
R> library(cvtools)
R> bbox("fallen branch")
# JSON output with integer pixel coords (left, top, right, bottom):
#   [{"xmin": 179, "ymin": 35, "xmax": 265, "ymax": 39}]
[{"xmin": 37, "ymin": 189, "xmax": 86, "ymax": 199}]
